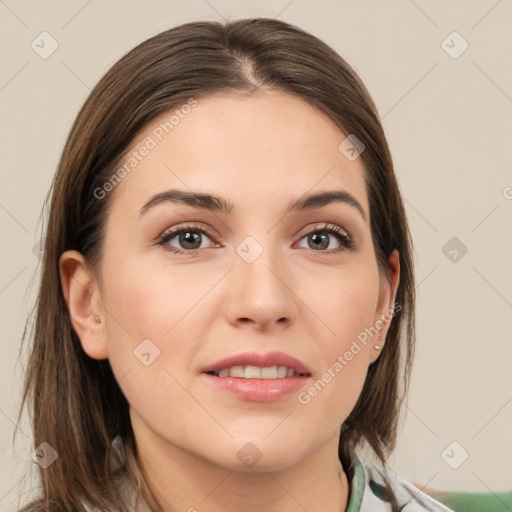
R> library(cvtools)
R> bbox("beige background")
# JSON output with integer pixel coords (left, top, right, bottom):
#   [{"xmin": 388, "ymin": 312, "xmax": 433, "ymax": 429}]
[{"xmin": 1, "ymin": 0, "xmax": 511, "ymax": 508}]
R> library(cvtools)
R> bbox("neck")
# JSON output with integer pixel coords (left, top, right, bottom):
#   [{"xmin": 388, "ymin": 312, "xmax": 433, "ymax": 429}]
[{"xmin": 131, "ymin": 419, "xmax": 350, "ymax": 512}]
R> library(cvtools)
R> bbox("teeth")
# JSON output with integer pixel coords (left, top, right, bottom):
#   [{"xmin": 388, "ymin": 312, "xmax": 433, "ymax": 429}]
[
  {"xmin": 230, "ymin": 365, "xmax": 245, "ymax": 378},
  {"xmin": 214, "ymin": 365, "xmax": 299, "ymax": 379},
  {"xmin": 244, "ymin": 365, "xmax": 261, "ymax": 378},
  {"xmin": 278, "ymin": 366, "xmax": 287, "ymax": 378}
]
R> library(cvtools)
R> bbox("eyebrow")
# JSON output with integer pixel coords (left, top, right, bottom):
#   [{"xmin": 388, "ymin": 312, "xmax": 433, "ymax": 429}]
[{"xmin": 139, "ymin": 188, "xmax": 367, "ymax": 221}]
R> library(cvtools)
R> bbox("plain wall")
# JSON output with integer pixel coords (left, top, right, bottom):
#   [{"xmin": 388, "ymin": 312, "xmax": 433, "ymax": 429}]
[{"xmin": 1, "ymin": 0, "xmax": 511, "ymax": 509}]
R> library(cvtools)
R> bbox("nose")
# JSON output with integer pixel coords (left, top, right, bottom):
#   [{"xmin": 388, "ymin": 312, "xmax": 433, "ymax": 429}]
[{"xmin": 223, "ymin": 242, "xmax": 298, "ymax": 331}]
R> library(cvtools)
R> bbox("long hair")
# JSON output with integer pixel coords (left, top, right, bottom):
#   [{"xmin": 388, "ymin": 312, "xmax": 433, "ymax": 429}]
[{"xmin": 17, "ymin": 17, "xmax": 415, "ymax": 511}]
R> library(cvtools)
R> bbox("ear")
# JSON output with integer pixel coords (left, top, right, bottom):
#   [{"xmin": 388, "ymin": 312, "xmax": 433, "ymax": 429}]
[
  {"xmin": 369, "ymin": 249, "xmax": 400, "ymax": 364},
  {"xmin": 59, "ymin": 250, "xmax": 109, "ymax": 360}
]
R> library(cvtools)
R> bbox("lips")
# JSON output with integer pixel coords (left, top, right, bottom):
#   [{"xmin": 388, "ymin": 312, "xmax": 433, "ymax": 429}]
[{"xmin": 201, "ymin": 351, "xmax": 311, "ymax": 376}]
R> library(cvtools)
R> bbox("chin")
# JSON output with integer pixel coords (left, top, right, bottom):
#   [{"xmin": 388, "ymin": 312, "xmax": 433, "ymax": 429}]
[{"xmin": 203, "ymin": 434, "xmax": 313, "ymax": 474}]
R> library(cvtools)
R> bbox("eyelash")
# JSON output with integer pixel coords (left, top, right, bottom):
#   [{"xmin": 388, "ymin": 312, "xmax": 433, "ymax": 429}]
[{"xmin": 156, "ymin": 222, "xmax": 355, "ymax": 255}]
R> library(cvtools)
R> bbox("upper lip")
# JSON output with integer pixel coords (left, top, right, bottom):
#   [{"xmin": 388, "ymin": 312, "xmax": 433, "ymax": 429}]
[{"xmin": 201, "ymin": 351, "xmax": 311, "ymax": 375}]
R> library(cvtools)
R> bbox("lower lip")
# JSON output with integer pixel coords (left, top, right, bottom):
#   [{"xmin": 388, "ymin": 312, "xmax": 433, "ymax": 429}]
[{"xmin": 202, "ymin": 373, "xmax": 310, "ymax": 402}]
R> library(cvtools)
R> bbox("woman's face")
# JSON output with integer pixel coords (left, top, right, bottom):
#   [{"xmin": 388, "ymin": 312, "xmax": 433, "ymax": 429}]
[{"xmin": 64, "ymin": 90, "xmax": 399, "ymax": 472}]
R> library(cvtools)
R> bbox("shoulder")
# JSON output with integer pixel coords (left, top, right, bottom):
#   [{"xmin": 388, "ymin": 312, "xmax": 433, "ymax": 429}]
[{"xmin": 348, "ymin": 454, "xmax": 454, "ymax": 512}]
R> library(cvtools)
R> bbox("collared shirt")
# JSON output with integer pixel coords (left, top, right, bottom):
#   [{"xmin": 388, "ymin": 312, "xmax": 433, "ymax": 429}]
[
  {"xmin": 81, "ymin": 436, "xmax": 453, "ymax": 511},
  {"xmin": 348, "ymin": 454, "xmax": 453, "ymax": 511}
]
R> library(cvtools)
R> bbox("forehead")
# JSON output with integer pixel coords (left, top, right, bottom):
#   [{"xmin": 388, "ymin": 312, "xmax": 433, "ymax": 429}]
[{"xmin": 108, "ymin": 91, "xmax": 369, "ymax": 222}]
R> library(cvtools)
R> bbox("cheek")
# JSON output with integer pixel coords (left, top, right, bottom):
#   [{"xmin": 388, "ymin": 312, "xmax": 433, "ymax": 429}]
[
  {"xmin": 298, "ymin": 258, "xmax": 380, "ymax": 349},
  {"xmin": 99, "ymin": 266, "xmax": 207, "ymax": 431},
  {"xmin": 98, "ymin": 254, "xmax": 218, "ymax": 402},
  {"xmin": 293, "ymin": 261, "xmax": 379, "ymax": 422},
  {"xmin": 100, "ymin": 250, "xmax": 215, "ymax": 343}
]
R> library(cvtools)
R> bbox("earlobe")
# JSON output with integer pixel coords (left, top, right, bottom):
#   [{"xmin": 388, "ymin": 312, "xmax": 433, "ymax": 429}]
[
  {"xmin": 370, "ymin": 249, "xmax": 400, "ymax": 363},
  {"xmin": 59, "ymin": 250, "xmax": 109, "ymax": 360}
]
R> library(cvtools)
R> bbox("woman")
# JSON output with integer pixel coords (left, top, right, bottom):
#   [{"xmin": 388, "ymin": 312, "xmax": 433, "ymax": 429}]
[{"xmin": 17, "ymin": 17, "xmax": 452, "ymax": 511}]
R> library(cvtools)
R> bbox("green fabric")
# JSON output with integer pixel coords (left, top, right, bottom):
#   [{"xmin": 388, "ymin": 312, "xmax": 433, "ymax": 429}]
[
  {"xmin": 432, "ymin": 490, "xmax": 512, "ymax": 512},
  {"xmin": 345, "ymin": 454, "xmax": 365, "ymax": 511},
  {"xmin": 339, "ymin": 449, "xmax": 512, "ymax": 512}
]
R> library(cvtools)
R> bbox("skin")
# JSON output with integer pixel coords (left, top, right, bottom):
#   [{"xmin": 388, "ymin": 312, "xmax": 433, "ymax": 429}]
[{"xmin": 60, "ymin": 90, "xmax": 399, "ymax": 512}]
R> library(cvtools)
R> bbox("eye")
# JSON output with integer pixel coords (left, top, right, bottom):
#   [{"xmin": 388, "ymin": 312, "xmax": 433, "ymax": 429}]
[
  {"xmin": 156, "ymin": 222, "xmax": 354, "ymax": 255},
  {"xmin": 156, "ymin": 224, "xmax": 219, "ymax": 254},
  {"xmin": 296, "ymin": 223, "xmax": 354, "ymax": 253}
]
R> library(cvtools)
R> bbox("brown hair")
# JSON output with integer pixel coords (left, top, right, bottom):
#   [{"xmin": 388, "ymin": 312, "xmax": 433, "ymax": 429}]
[{"xmin": 17, "ymin": 17, "xmax": 415, "ymax": 511}]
